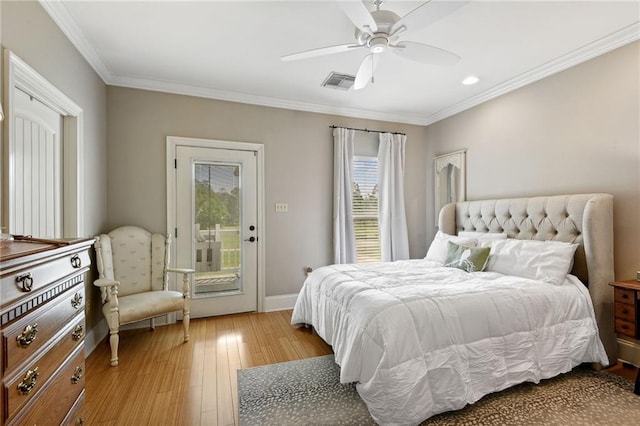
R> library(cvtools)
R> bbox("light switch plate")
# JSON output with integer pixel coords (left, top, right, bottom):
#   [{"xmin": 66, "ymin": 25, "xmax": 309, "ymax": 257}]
[{"xmin": 275, "ymin": 203, "xmax": 288, "ymax": 212}]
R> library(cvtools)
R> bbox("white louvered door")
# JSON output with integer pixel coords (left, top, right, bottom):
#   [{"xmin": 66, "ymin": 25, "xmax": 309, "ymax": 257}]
[{"xmin": 11, "ymin": 89, "xmax": 63, "ymax": 238}]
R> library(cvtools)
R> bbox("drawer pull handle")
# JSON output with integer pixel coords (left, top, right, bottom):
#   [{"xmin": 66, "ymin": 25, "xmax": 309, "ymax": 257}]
[
  {"xmin": 70, "ymin": 254, "xmax": 82, "ymax": 268},
  {"xmin": 621, "ymin": 325, "xmax": 629, "ymax": 330},
  {"xmin": 17, "ymin": 368, "xmax": 39, "ymax": 394},
  {"xmin": 16, "ymin": 323, "xmax": 39, "ymax": 348},
  {"xmin": 71, "ymin": 293, "xmax": 83, "ymax": 309},
  {"xmin": 76, "ymin": 419, "xmax": 85, "ymax": 425},
  {"xmin": 16, "ymin": 273, "xmax": 34, "ymax": 292},
  {"xmin": 72, "ymin": 324, "xmax": 84, "ymax": 341},
  {"xmin": 621, "ymin": 294, "xmax": 629, "ymax": 299},
  {"xmin": 622, "ymin": 309, "xmax": 629, "ymax": 314},
  {"xmin": 71, "ymin": 365, "xmax": 83, "ymax": 384}
]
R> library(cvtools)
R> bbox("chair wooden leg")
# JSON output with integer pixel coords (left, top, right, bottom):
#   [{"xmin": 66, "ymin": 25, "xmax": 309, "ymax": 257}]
[
  {"xmin": 183, "ymin": 309, "xmax": 190, "ymax": 342},
  {"xmin": 182, "ymin": 271, "xmax": 191, "ymax": 343},
  {"xmin": 150, "ymin": 317, "xmax": 155, "ymax": 331},
  {"xmin": 109, "ymin": 328, "xmax": 119, "ymax": 367}
]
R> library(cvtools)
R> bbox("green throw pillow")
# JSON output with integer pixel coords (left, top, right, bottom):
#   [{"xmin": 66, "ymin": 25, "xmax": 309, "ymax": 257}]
[{"xmin": 444, "ymin": 241, "xmax": 490, "ymax": 272}]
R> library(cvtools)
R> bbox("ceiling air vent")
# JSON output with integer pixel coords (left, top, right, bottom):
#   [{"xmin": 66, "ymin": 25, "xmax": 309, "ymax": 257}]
[{"xmin": 322, "ymin": 72, "xmax": 355, "ymax": 90}]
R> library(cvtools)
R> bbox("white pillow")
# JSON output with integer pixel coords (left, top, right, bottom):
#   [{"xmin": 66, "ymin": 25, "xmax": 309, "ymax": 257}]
[
  {"xmin": 486, "ymin": 239, "xmax": 579, "ymax": 284},
  {"xmin": 426, "ymin": 231, "xmax": 477, "ymax": 264},
  {"xmin": 457, "ymin": 231, "xmax": 508, "ymax": 248}
]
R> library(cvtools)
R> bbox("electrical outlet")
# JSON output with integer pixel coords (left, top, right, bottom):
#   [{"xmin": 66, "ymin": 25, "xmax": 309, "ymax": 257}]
[{"xmin": 275, "ymin": 202, "xmax": 288, "ymax": 212}]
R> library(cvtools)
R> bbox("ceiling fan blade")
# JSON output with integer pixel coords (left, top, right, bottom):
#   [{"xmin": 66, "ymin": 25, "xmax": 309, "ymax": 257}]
[
  {"xmin": 391, "ymin": 0, "xmax": 469, "ymax": 37},
  {"xmin": 337, "ymin": 1, "xmax": 378, "ymax": 33},
  {"xmin": 391, "ymin": 41, "xmax": 460, "ymax": 66},
  {"xmin": 280, "ymin": 43, "xmax": 362, "ymax": 62},
  {"xmin": 354, "ymin": 54, "xmax": 378, "ymax": 90}
]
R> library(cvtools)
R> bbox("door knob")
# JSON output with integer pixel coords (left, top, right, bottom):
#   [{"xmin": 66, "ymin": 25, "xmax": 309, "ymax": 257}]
[{"xmin": 244, "ymin": 236, "xmax": 256, "ymax": 242}]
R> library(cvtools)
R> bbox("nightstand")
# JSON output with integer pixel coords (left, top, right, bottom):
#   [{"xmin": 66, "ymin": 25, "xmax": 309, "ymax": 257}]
[{"xmin": 609, "ymin": 279, "xmax": 640, "ymax": 395}]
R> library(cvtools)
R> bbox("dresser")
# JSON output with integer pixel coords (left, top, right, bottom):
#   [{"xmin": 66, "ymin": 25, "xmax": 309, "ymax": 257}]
[
  {"xmin": 609, "ymin": 279, "xmax": 640, "ymax": 395},
  {"xmin": 0, "ymin": 238, "xmax": 93, "ymax": 425}
]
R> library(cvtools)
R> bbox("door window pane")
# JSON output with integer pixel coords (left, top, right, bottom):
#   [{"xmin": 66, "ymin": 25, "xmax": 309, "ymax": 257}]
[{"xmin": 193, "ymin": 163, "xmax": 241, "ymax": 295}]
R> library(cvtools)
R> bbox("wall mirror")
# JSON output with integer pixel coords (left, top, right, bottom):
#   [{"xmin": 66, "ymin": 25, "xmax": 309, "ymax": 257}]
[{"xmin": 434, "ymin": 150, "xmax": 466, "ymax": 226}]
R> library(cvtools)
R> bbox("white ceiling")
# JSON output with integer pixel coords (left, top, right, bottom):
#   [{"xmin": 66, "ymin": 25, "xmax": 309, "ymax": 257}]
[{"xmin": 41, "ymin": 1, "xmax": 640, "ymax": 125}]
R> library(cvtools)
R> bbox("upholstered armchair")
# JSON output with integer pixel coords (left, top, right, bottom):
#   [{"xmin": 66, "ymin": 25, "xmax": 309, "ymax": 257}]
[{"xmin": 94, "ymin": 226, "xmax": 194, "ymax": 366}]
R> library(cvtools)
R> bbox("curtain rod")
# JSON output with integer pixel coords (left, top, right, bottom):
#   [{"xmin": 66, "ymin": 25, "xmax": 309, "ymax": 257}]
[{"xmin": 329, "ymin": 125, "xmax": 405, "ymax": 136}]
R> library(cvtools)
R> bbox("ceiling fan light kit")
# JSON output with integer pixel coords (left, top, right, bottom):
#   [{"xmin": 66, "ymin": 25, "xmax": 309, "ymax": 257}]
[
  {"xmin": 281, "ymin": 0, "xmax": 468, "ymax": 90},
  {"xmin": 368, "ymin": 37, "xmax": 388, "ymax": 54}
]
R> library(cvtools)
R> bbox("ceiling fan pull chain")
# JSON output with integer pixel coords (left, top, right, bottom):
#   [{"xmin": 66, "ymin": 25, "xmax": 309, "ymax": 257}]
[{"xmin": 371, "ymin": 56, "xmax": 375, "ymax": 84}]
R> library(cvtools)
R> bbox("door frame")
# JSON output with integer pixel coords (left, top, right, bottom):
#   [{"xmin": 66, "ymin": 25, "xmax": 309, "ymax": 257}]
[
  {"xmin": 2, "ymin": 50, "xmax": 84, "ymax": 237},
  {"xmin": 166, "ymin": 136, "xmax": 266, "ymax": 313}
]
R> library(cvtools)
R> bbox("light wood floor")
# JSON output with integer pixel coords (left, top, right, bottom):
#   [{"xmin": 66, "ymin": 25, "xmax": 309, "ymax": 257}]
[
  {"xmin": 85, "ymin": 310, "xmax": 637, "ymax": 425},
  {"xmin": 85, "ymin": 310, "xmax": 331, "ymax": 425}
]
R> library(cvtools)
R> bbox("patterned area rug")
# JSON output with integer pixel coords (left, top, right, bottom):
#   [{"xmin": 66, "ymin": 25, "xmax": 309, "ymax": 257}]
[{"xmin": 238, "ymin": 355, "xmax": 640, "ymax": 426}]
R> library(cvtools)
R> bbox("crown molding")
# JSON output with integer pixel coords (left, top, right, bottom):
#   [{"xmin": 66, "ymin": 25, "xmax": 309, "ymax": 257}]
[
  {"xmin": 41, "ymin": 0, "xmax": 638, "ymax": 128},
  {"xmin": 38, "ymin": 0, "xmax": 426, "ymax": 125},
  {"xmin": 423, "ymin": 21, "xmax": 640, "ymax": 125},
  {"xmin": 109, "ymin": 74, "xmax": 429, "ymax": 126},
  {"xmin": 39, "ymin": 0, "xmax": 113, "ymax": 82}
]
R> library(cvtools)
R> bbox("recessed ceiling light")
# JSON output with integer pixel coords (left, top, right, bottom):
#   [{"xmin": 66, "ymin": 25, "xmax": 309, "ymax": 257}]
[{"xmin": 462, "ymin": 76, "xmax": 479, "ymax": 85}]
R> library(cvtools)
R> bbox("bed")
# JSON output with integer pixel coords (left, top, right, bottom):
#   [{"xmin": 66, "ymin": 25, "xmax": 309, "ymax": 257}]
[{"xmin": 291, "ymin": 193, "xmax": 616, "ymax": 425}]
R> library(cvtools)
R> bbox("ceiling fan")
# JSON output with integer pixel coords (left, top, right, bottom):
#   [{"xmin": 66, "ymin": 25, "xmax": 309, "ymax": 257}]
[{"xmin": 281, "ymin": 0, "xmax": 468, "ymax": 90}]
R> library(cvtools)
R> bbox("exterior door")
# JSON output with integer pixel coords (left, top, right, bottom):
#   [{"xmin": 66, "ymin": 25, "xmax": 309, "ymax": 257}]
[{"xmin": 175, "ymin": 145, "xmax": 258, "ymax": 317}]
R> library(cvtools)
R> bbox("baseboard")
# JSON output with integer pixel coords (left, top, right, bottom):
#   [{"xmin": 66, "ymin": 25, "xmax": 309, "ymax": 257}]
[
  {"xmin": 84, "ymin": 316, "xmax": 171, "ymax": 357},
  {"xmin": 85, "ymin": 318, "xmax": 108, "ymax": 357},
  {"xmin": 264, "ymin": 293, "xmax": 299, "ymax": 312}
]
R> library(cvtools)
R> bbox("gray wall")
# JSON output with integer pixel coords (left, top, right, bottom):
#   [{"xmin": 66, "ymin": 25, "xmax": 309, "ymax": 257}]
[
  {"xmin": 106, "ymin": 86, "xmax": 429, "ymax": 297},
  {"xmin": 426, "ymin": 41, "xmax": 640, "ymax": 280},
  {"xmin": 1, "ymin": 1, "xmax": 108, "ymax": 330}
]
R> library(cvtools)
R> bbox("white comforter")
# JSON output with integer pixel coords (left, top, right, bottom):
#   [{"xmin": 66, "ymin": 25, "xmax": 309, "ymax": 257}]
[{"xmin": 291, "ymin": 259, "xmax": 608, "ymax": 425}]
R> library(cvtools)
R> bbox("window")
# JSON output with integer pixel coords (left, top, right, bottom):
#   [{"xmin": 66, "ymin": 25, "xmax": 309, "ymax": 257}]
[{"xmin": 352, "ymin": 156, "xmax": 380, "ymax": 262}]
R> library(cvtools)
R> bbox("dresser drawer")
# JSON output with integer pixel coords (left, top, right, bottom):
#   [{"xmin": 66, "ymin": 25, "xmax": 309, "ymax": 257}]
[
  {"xmin": 615, "ymin": 302, "xmax": 636, "ymax": 322},
  {"xmin": 615, "ymin": 318, "xmax": 637, "ymax": 338},
  {"xmin": 3, "ymin": 314, "xmax": 85, "ymax": 422},
  {"xmin": 0, "ymin": 249, "xmax": 89, "ymax": 320},
  {"xmin": 7, "ymin": 345, "xmax": 85, "ymax": 426},
  {"xmin": 614, "ymin": 287, "xmax": 636, "ymax": 305},
  {"xmin": 61, "ymin": 390, "xmax": 85, "ymax": 426},
  {"xmin": 2, "ymin": 286, "xmax": 85, "ymax": 373}
]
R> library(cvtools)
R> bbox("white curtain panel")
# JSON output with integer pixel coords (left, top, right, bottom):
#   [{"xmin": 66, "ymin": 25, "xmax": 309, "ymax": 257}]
[
  {"xmin": 333, "ymin": 128, "xmax": 356, "ymax": 264},
  {"xmin": 378, "ymin": 133, "xmax": 410, "ymax": 261}
]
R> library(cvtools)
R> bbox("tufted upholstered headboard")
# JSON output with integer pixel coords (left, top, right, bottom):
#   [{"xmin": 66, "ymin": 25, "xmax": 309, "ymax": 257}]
[{"xmin": 438, "ymin": 193, "xmax": 616, "ymax": 365}]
